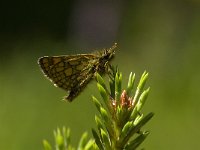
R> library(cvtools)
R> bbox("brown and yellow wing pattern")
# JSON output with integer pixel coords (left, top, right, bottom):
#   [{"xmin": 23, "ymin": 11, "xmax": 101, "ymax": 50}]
[{"xmin": 38, "ymin": 44, "xmax": 116, "ymax": 102}]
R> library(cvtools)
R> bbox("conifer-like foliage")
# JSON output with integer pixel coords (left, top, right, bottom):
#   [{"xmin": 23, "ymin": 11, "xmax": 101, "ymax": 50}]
[
  {"xmin": 92, "ymin": 68, "xmax": 153, "ymax": 150},
  {"xmin": 43, "ymin": 67, "xmax": 153, "ymax": 150}
]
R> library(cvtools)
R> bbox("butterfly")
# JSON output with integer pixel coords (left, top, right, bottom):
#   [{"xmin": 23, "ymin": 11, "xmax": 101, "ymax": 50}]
[{"xmin": 38, "ymin": 43, "xmax": 117, "ymax": 102}]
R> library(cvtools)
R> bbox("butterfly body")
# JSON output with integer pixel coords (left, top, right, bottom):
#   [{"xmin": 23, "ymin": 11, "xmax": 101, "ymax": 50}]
[{"xmin": 38, "ymin": 43, "xmax": 117, "ymax": 102}]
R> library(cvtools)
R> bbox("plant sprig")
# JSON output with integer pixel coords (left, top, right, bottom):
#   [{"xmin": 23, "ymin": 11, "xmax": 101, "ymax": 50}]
[
  {"xmin": 92, "ymin": 68, "xmax": 154, "ymax": 150},
  {"xmin": 43, "ymin": 127, "xmax": 96, "ymax": 150},
  {"xmin": 43, "ymin": 68, "xmax": 153, "ymax": 150}
]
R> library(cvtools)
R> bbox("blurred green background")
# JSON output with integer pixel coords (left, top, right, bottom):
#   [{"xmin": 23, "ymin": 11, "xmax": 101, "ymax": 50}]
[{"xmin": 1, "ymin": 0, "xmax": 200, "ymax": 149}]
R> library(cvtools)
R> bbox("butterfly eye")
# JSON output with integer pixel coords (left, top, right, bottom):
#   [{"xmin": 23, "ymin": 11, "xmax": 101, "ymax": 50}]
[{"xmin": 104, "ymin": 54, "xmax": 110, "ymax": 60}]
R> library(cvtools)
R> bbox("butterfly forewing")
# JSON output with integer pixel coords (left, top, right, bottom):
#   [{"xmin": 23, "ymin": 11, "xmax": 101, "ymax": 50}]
[
  {"xmin": 38, "ymin": 43, "xmax": 116, "ymax": 102},
  {"xmin": 39, "ymin": 54, "xmax": 95, "ymax": 85}
]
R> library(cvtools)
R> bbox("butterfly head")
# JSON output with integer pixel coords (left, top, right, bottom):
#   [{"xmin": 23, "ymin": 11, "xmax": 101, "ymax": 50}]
[{"xmin": 101, "ymin": 43, "xmax": 117, "ymax": 61}]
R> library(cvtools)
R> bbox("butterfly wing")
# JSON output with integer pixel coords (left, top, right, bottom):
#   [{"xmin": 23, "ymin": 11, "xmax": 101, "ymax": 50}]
[
  {"xmin": 38, "ymin": 54, "xmax": 97, "ymax": 101},
  {"xmin": 38, "ymin": 44, "xmax": 117, "ymax": 102}
]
